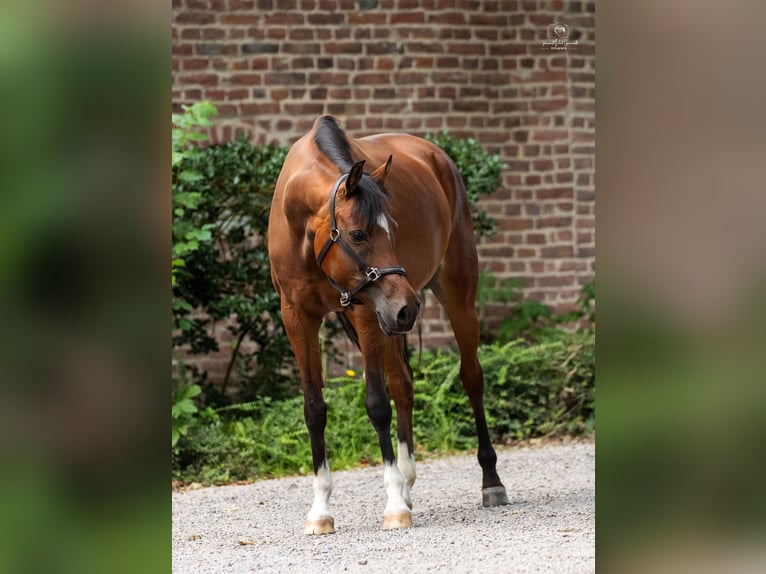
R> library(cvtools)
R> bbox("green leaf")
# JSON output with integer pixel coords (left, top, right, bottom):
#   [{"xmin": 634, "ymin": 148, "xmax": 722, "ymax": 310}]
[{"xmin": 178, "ymin": 170, "xmax": 203, "ymax": 183}]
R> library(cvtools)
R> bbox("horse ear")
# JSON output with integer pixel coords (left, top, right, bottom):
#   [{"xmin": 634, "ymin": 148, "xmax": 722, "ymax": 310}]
[
  {"xmin": 344, "ymin": 159, "xmax": 366, "ymax": 196},
  {"xmin": 370, "ymin": 155, "xmax": 392, "ymax": 186}
]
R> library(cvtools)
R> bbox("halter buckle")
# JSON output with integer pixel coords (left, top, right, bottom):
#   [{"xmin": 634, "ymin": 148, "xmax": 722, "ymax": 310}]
[
  {"xmin": 365, "ymin": 267, "xmax": 381, "ymax": 282},
  {"xmin": 339, "ymin": 291, "xmax": 352, "ymax": 307},
  {"xmin": 329, "ymin": 228, "xmax": 340, "ymax": 242}
]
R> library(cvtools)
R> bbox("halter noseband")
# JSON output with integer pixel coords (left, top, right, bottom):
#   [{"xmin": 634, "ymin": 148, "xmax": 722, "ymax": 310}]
[{"xmin": 315, "ymin": 173, "xmax": 407, "ymax": 308}]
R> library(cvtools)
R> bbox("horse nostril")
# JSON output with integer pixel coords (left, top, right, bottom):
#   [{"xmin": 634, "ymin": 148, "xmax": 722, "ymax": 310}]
[{"xmin": 396, "ymin": 303, "xmax": 419, "ymax": 331}]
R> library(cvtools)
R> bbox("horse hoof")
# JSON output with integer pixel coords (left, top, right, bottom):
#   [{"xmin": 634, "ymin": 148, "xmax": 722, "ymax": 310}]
[
  {"xmin": 305, "ymin": 517, "xmax": 335, "ymax": 535},
  {"xmin": 383, "ymin": 511, "xmax": 412, "ymax": 530},
  {"xmin": 482, "ymin": 486, "xmax": 509, "ymax": 507}
]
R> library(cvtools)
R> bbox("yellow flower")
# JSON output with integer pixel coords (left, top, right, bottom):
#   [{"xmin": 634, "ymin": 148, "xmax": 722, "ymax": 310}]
[{"xmin": 345, "ymin": 369, "xmax": 356, "ymax": 377}]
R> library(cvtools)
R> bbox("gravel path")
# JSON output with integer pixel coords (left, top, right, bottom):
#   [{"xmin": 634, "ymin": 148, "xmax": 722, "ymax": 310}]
[{"xmin": 172, "ymin": 440, "xmax": 594, "ymax": 574}]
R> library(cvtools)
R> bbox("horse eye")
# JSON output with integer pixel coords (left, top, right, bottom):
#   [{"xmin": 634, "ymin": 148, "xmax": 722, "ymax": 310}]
[{"xmin": 349, "ymin": 230, "xmax": 367, "ymax": 243}]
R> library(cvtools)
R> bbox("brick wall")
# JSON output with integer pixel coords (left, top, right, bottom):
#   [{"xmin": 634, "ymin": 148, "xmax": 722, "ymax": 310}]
[{"xmin": 172, "ymin": 0, "xmax": 595, "ymax": 372}]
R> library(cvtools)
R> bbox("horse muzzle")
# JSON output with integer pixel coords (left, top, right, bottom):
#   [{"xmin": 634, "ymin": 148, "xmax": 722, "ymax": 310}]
[{"xmin": 377, "ymin": 300, "xmax": 420, "ymax": 335}]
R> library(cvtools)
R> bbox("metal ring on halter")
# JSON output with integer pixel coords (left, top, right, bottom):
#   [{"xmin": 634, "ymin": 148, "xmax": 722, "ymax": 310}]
[{"xmin": 365, "ymin": 267, "xmax": 381, "ymax": 282}]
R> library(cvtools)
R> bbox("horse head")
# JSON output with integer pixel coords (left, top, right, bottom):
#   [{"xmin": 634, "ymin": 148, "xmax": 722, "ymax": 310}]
[{"xmin": 313, "ymin": 156, "xmax": 420, "ymax": 335}]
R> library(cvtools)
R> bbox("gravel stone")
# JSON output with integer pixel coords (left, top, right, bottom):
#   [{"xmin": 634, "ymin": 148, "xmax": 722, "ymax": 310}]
[{"xmin": 173, "ymin": 440, "xmax": 594, "ymax": 573}]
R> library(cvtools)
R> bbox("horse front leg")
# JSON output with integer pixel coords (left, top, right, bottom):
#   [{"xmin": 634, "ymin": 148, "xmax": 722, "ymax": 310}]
[
  {"xmin": 281, "ymin": 304, "xmax": 335, "ymax": 535},
  {"xmin": 385, "ymin": 335, "xmax": 417, "ymax": 511},
  {"xmin": 359, "ymin": 331, "xmax": 412, "ymax": 530},
  {"xmin": 365, "ymin": 368, "xmax": 413, "ymax": 529}
]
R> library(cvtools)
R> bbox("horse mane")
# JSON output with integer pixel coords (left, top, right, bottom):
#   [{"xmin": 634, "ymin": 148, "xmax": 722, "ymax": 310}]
[{"xmin": 313, "ymin": 116, "xmax": 390, "ymax": 233}]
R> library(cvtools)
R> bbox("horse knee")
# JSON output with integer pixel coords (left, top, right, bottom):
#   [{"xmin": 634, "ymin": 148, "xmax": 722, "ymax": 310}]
[
  {"xmin": 304, "ymin": 399, "xmax": 327, "ymax": 434},
  {"xmin": 365, "ymin": 388, "xmax": 392, "ymax": 433}
]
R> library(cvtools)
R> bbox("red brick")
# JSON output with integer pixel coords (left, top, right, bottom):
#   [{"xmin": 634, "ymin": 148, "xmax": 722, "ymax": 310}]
[
  {"xmin": 228, "ymin": 74, "xmax": 263, "ymax": 85},
  {"xmin": 532, "ymin": 130, "xmax": 568, "ymax": 142},
  {"xmin": 264, "ymin": 72, "xmax": 306, "ymax": 85},
  {"xmin": 391, "ymin": 12, "xmax": 425, "ymax": 24},
  {"xmin": 240, "ymin": 102, "xmax": 280, "ymax": 115},
  {"xmin": 178, "ymin": 73, "xmax": 218, "ymax": 86},
  {"xmin": 369, "ymin": 102, "xmax": 408, "ymax": 113},
  {"xmin": 264, "ymin": 13, "xmax": 304, "ymax": 25},
  {"xmin": 175, "ymin": 11, "xmax": 216, "ymax": 25},
  {"xmin": 308, "ymin": 13, "xmax": 345, "ymax": 25},
  {"xmin": 536, "ymin": 188, "xmax": 572, "ymax": 200},
  {"xmin": 182, "ymin": 58, "xmax": 209, "ymax": 71},
  {"xmin": 429, "ymin": 12, "xmax": 466, "ymax": 25},
  {"xmin": 499, "ymin": 218, "xmax": 533, "ymax": 231},
  {"xmin": 327, "ymin": 102, "xmax": 367, "ymax": 115},
  {"xmin": 283, "ymin": 43, "xmax": 320, "ymax": 54},
  {"xmin": 541, "ymin": 246, "xmax": 574, "ymax": 258},
  {"xmin": 532, "ymin": 99, "xmax": 568, "ymax": 112},
  {"xmin": 355, "ymin": 72, "xmax": 391, "ymax": 85},
  {"xmin": 323, "ymin": 42, "xmax": 362, "ymax": 54},
  {"xmin": 535, "ymin": 217, "xmax": 572, "ymax": 230},
  {"xmin": 220, "ymin": 14, "xmax": 260, "ymax": 26},
  {"xmin": 394, "ymin": 71, "xmax": 428, "ymax": 85},
  {"xmin": 283, "ymin": 103, "xmax": 325, "ymax": 115},
  {"xmin": 447, "ymin": 43, "xmax": 486, "ymax": 55},
  {"xmin": 537, "ymin": 275, "xmax": 575, "ymax": 287},
  {"xmin": 308, "ymin": 72, "xmax": 349, "ymax": 87},
  {"xmin": 453, "ymin": 100, "xmax": 489, "ymax": 113}
]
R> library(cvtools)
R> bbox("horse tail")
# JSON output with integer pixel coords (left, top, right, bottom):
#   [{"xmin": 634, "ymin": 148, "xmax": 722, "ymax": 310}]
[{"xmin": 335, "ymin": 311, "xmax": 361, "ymax": 351}]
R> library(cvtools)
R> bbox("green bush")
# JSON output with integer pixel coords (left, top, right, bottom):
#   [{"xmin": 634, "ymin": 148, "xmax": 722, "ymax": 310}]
[
  {"xmin": 172, "ymin": 128, "xmax": 294, "ymax": 405},
  {"xmin": 171, "ymin": 362, "xmax": 202, "ymax": 451},
  {"xmin": 478, "ymin": 272, "xmax": 596, "ymax": 344},
  {"xmin": 413, "ymin": 332, "xmax": 595, "ymax": 448},
  {"xmin": 171, "ymin": 101, "xmax": 218, "ymax": 288}
]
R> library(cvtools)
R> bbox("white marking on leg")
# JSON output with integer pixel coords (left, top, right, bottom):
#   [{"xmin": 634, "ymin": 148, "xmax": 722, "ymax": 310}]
[
  {"xmin": 397, "ymin": 441, "xmax": 417, "ymax": 508},
  {"xmin": 383, "ymin": 462, "xmax": 411, "ymax": 516},
  {"xmin": 307, "ymin": 460, "xmax": 333, "ymax": 521}
]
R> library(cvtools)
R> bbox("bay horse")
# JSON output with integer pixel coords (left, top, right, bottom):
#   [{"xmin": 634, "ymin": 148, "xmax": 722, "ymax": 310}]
[{"xmin": 267, "ymin": 116, "xmax": 508, "ymax": 534}]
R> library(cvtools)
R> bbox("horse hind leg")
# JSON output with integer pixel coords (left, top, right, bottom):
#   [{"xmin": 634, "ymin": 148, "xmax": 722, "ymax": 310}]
[{"xmin": 430, "ymin": 268, "xmax": 509, "ymax": 507}]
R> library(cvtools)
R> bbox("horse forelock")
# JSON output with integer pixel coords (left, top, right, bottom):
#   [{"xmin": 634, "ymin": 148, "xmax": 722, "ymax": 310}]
[
  {"xmin": 348, "ymin": 175, "xmax": 392, "ymax": 233},
  {"xmin": 313, "ymin": 116, "xmax": 392, "ymax": 233}
]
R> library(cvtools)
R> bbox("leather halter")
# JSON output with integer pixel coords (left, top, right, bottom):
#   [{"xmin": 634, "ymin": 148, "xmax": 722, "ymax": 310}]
[{"xmin": 315, "ymin": 173, "xmax": 407, "ymax": 308}]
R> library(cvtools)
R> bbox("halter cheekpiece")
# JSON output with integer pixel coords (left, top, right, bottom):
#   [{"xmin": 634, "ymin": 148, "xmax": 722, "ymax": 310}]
[{"xmin": 315, "ymin": 172, "xmax": 407, "ymax": 308}]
